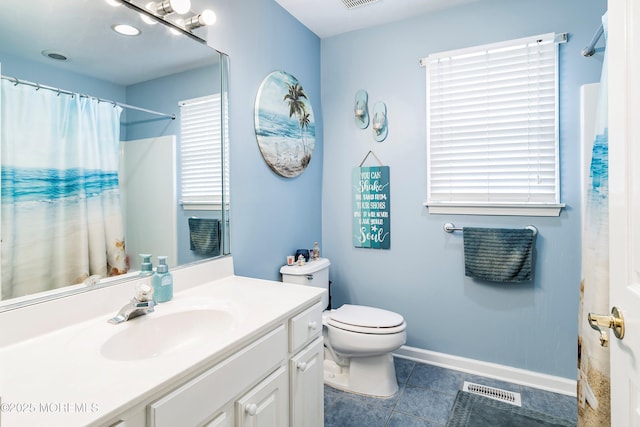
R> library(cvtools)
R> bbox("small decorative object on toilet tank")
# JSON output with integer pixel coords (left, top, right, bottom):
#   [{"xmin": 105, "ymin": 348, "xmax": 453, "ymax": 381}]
[
  {"xmin": 312, "ymin": 242, "xmax": 320, "ymax": 260},
  {"xmin": 297, "ymin": 254, "xmax": 306, "ymax": 266},
  {"xmin": 152, "ymin": 256, "xmax": 173, "ymax": 303}
]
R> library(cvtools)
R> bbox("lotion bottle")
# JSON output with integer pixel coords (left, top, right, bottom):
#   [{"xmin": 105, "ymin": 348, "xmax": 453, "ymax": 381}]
[{"xmin": 152, "ymin": 256, "xmax": 173, "ymax": 303}]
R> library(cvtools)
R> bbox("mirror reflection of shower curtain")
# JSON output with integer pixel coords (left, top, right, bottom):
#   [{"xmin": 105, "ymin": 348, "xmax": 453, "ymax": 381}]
[
  {"xmin": 0, "ymin": 80, "xmax": 128, "ymax": 300},
  {"xmin": 578, "ymin": 12, "xmax": 610, "ymax": 426}
]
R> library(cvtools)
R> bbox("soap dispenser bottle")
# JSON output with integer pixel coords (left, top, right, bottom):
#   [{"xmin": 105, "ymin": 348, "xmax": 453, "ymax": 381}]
[
  {"xmin": 152, "ymin": 256, "xmax": 173, "ymax": 303},
  {"xmin": 139, "ymin": 254, "xmax": 153, "ymax": 277}
]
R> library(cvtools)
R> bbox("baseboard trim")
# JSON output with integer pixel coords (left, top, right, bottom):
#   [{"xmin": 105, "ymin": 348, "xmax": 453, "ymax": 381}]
[{"xmin": 393, "ymin": 345, "xmax": 577, "ymax": 397}]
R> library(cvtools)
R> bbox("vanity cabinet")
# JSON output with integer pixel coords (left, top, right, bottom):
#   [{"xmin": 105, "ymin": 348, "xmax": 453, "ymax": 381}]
[{"xmin": 101, "ymin": 300, "xmax": 324, "ymax": 427}]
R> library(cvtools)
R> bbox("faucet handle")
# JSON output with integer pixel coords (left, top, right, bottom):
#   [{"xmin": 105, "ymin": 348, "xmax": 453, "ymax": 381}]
[{"xmin": 135, "ymin": 282, "xmax": 154, "ymax": 302}]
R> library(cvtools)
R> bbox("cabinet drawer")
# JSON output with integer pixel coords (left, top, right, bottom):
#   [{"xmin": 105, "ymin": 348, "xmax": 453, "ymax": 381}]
[
  {"xmin": 289, "ymin": 302, "xmax": 322, "ymax": 353},
  {"xmin": 148, "ymin": 325, "xmax": 286, "ymax": 427}
]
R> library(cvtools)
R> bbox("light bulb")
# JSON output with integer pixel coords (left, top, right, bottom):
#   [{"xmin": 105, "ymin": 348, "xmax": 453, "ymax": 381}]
[
  {"xmin": 199, "ymin": 9, "xmax": 216, "ymax": 26},
  {"xmin": 184, "ymin": 9, "xmax": 217, "ymax": 30},
  {"xmin": 150, "ymin": 0, "xmax": 191, "ymax": 15}
]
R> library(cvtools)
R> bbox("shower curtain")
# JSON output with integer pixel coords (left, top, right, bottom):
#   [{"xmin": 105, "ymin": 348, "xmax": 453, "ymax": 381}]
[
  {"xmin": 1, "ymin": 80, "xmax": 127, "ymax": 300},
  {"xmin": 578, "ymin": 12, "xmax": 609, "ymax": 427}
]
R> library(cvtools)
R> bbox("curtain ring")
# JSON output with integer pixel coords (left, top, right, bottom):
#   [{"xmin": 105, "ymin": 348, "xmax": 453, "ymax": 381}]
[
  {"xmin": 35, "ymin": 83, "xmax": 40, "ymax": 91},
  {"xmin": 57, "ymin": 88, "xmax": 61, "ymax": 96},
  {"xmin": 13, "ymin": 77, "xmax": 19, "ymax": 86}
]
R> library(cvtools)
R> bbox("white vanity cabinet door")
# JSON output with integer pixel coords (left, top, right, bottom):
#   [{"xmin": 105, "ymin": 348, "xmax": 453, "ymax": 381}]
[
  {"xmin": 235, "ymin": 366, "xmax": 288, "ymax": 427},
  {"xmin": 289, "ymin": 302, "xmax": 322, "ymax": 353},
  {"xmin": 289, "ymin": 337, "xmax": 324, "ymax": 427}
]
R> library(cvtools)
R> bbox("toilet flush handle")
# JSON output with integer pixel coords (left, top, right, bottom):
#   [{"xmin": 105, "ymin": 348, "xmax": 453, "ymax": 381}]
[{"xmin": 306, "ymin": 274, "xmax": 314, "ymax": 280}]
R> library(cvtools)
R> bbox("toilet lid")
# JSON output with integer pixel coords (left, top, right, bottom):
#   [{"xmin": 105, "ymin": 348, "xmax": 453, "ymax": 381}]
[{"xmin": 328, "ymin": 304, "xmax": 404, "ymax": 329}]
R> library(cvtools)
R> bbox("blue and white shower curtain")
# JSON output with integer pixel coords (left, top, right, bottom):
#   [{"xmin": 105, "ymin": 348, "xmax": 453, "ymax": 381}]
[
  {"xmin": 1, "ymin": 80, "xmax": 127, "ymax": 300},
  {"xmin": 578, "ymin": 12, "xmax": 610, "ymax": 426}
]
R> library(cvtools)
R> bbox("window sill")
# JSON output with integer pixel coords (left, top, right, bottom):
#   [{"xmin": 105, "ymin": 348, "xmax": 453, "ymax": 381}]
[
  {"xmin": 181, "ymin": 202, "xmax": 228, "ymax": 211},
  {"xmin": 423, "ymin": 202, "xmax": 565, "ymax": 217}
]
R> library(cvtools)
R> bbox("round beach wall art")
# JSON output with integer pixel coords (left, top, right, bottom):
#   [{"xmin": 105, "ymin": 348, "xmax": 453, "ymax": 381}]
[{"xmin": 254, "ymin": 71, "xmax": 316, "ymax": 178}]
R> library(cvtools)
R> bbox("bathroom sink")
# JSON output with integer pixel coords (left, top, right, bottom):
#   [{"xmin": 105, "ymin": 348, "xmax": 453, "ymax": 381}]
[{"xmin": 101, "ymin": 309, "xmax": 235, "ymax": 361}]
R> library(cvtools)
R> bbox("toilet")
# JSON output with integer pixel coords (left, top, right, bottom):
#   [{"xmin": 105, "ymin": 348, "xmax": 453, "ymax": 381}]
[{"xmin": 280, "ymin": 258, "xmax": 407, "ymax": 397}]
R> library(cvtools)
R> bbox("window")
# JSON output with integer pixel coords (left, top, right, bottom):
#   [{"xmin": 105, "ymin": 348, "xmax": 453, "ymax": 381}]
[
  {"xmin": 422, "ymin": 33, "xmax": 566, "ymax": 216},
  {"xmin": 179, "ymin": 93, "xmax": 229, "ymax": 210}
]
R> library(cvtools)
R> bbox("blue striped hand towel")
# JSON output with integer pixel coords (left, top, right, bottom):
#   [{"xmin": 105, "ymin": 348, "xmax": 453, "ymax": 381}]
[{"xmin": 463, "ymin": 227, "xmax": 535, "ymax": 283}]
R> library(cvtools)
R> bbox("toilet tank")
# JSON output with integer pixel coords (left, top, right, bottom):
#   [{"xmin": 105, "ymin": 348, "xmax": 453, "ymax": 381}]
[{"xmin": 280, "ymin": 258, "xmax": 330, "ymax": 309}]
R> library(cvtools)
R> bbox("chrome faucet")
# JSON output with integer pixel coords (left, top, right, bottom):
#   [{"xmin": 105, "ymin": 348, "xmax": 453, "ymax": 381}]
[{"xmin": 108, "ymin": 283, "xmax": 156, "ymax": 324}]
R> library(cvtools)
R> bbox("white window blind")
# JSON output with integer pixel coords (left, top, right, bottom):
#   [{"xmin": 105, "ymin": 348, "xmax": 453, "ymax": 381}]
[
  {"xmin": 423, "ymin": 33, "xmax": 566, "ymax": 216},
  {"xmin": 179, "ymin": 93, "xmax": 228, "ymax": 210}
]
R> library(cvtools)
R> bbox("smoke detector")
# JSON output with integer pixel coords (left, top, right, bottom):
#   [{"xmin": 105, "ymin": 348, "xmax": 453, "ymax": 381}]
[{"xmin": 342, "ymin": 0, "xmax": 379, "ymax": 10}]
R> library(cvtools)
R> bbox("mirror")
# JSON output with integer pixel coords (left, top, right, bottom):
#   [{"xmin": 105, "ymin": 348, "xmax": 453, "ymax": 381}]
[{"xmin": 0, "ymin": 0, "xmax": 230, "ymax": 309}]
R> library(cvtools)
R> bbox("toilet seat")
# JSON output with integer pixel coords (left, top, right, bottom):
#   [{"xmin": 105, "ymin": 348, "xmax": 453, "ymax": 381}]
[{"xmin": 326, "ymin": 304, "xmax": 406, "ymax": 335}]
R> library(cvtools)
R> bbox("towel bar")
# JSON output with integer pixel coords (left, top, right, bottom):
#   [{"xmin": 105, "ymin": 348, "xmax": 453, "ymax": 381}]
[{"xmin": 443, "ymin": 222, "xmax": 537, "ymax": 236}]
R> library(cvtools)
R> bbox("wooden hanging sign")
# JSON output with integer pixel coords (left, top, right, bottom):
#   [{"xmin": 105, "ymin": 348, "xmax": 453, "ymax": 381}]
[{"xmin": 352, "ymin": 165, "xmax": 390, "ymax": 249}]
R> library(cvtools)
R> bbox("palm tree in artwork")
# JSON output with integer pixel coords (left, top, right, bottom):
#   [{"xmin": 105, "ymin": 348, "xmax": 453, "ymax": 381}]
[
  {"xmin": 284, "ymin": 82, "xmax": 307, "ymax": 120},
  {"xmin": 299, "ymin": 112, "xmax": 311, "ymax": 156},
  {"xmin": 284, "ymin": 82, "xmax": 309, "ymax": 158}
]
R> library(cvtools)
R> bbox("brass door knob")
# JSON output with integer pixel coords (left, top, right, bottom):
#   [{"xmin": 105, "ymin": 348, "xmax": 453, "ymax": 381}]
[{"xmin": 588, "ymin": 306, "xmax": 625, "ymax": 347}]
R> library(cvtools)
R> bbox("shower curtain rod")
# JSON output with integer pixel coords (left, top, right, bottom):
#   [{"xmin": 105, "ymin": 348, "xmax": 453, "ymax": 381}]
[
  {"xmin": 1, "ymin": 75, "xmax": 176, "ymax": 120},
  {"xmin": 582, "ymin": 23, "xmax": 604, "ymax": 57}
]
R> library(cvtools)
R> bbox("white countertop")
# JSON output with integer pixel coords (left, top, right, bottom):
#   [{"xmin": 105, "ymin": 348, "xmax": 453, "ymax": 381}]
[{"xmin": 0, "ymin": 270, "xmax": 324, "ymax": 426}]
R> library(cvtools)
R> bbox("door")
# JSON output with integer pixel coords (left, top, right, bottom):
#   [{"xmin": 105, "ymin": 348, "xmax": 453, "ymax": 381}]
[{"xmin": 608, "ymin": 0, "xmax": 640, "ymax": 425}]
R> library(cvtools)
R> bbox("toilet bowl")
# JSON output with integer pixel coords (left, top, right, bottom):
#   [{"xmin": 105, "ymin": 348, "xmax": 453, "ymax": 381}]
[
  {"xmin": 323, "ymin": 304, "xmax": 406, "ymax": 397},
  {"xmin": 280, "ymin": 258, "xmax": 407, "ymax": 397}
]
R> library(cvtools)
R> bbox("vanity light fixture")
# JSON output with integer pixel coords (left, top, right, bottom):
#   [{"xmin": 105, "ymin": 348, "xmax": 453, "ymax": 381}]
[
  {"xmin": 146, "ymin": 0, "xmax": 191, "ymax": 16},
  {"xmin": 112, "ymin": 24, "xmax": 141, "ymax": 36},
  {"xmin": 183, "ymin": 9, "xmax": 216, "ymax": 30}
]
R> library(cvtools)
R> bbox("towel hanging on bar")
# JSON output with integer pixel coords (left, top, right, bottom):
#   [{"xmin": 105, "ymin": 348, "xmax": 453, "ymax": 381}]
[
  {"xmin": 188, "ymin": 217, "xmax": 220, "ymax": 256},
  {"xmin": 462, "ymin": 227, "xmax": 535, "ymax": 283}
]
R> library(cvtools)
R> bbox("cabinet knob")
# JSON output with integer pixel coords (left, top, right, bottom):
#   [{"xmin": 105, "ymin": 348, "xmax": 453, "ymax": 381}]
[
  {"xmin": 308, "ymin": 321, "xmax": 318, "ymax": 330},
  {"xmin": 246, "ymin": 403, "xmax": 258, "ymax": 416},
  {"xmin": 297, "ymin": 361, "xmax": 308, "ymax": 372}
]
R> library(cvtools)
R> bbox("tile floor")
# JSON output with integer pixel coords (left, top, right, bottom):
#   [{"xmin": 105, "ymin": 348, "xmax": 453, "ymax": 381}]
[{"xmin": 323, "ymin": 357, "xmax": 577, "ymax": 427}]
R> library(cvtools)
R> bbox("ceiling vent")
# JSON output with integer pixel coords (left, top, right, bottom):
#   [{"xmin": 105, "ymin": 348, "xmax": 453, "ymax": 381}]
[{"xmin": 342, "ymin": 0, "xmax": 379, "ymax": 10}]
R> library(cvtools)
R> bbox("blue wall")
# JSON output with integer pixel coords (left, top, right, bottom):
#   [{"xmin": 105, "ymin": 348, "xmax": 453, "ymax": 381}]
[
  {"xmin": 204, "ymin": 0, "xmax": 323, "ymax": 280},
  {"xmin": 320, "ymin": 0, "xmax": 606, "ymax": 379}
]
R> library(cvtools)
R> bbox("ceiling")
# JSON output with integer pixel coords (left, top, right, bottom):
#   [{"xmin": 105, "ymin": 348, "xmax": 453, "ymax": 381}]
[
  {"xmin": 274, "ymin": 0, "xmax": 482, "ymax": 38},
  {"xmin": 0, "ymin": 0, "xmax": 218, "ymax": 86}
]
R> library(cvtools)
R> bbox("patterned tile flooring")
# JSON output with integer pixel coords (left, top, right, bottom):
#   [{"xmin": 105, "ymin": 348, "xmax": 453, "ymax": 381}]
[{"xmin": 324, "ymin": 357, "xmax": 577, "ymax": 427}]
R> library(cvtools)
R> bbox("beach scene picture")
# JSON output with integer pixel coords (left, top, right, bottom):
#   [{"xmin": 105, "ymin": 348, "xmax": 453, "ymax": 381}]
[{"xmin": 254, "ymin": 71, "xmax": 316, "ymax": 178}]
